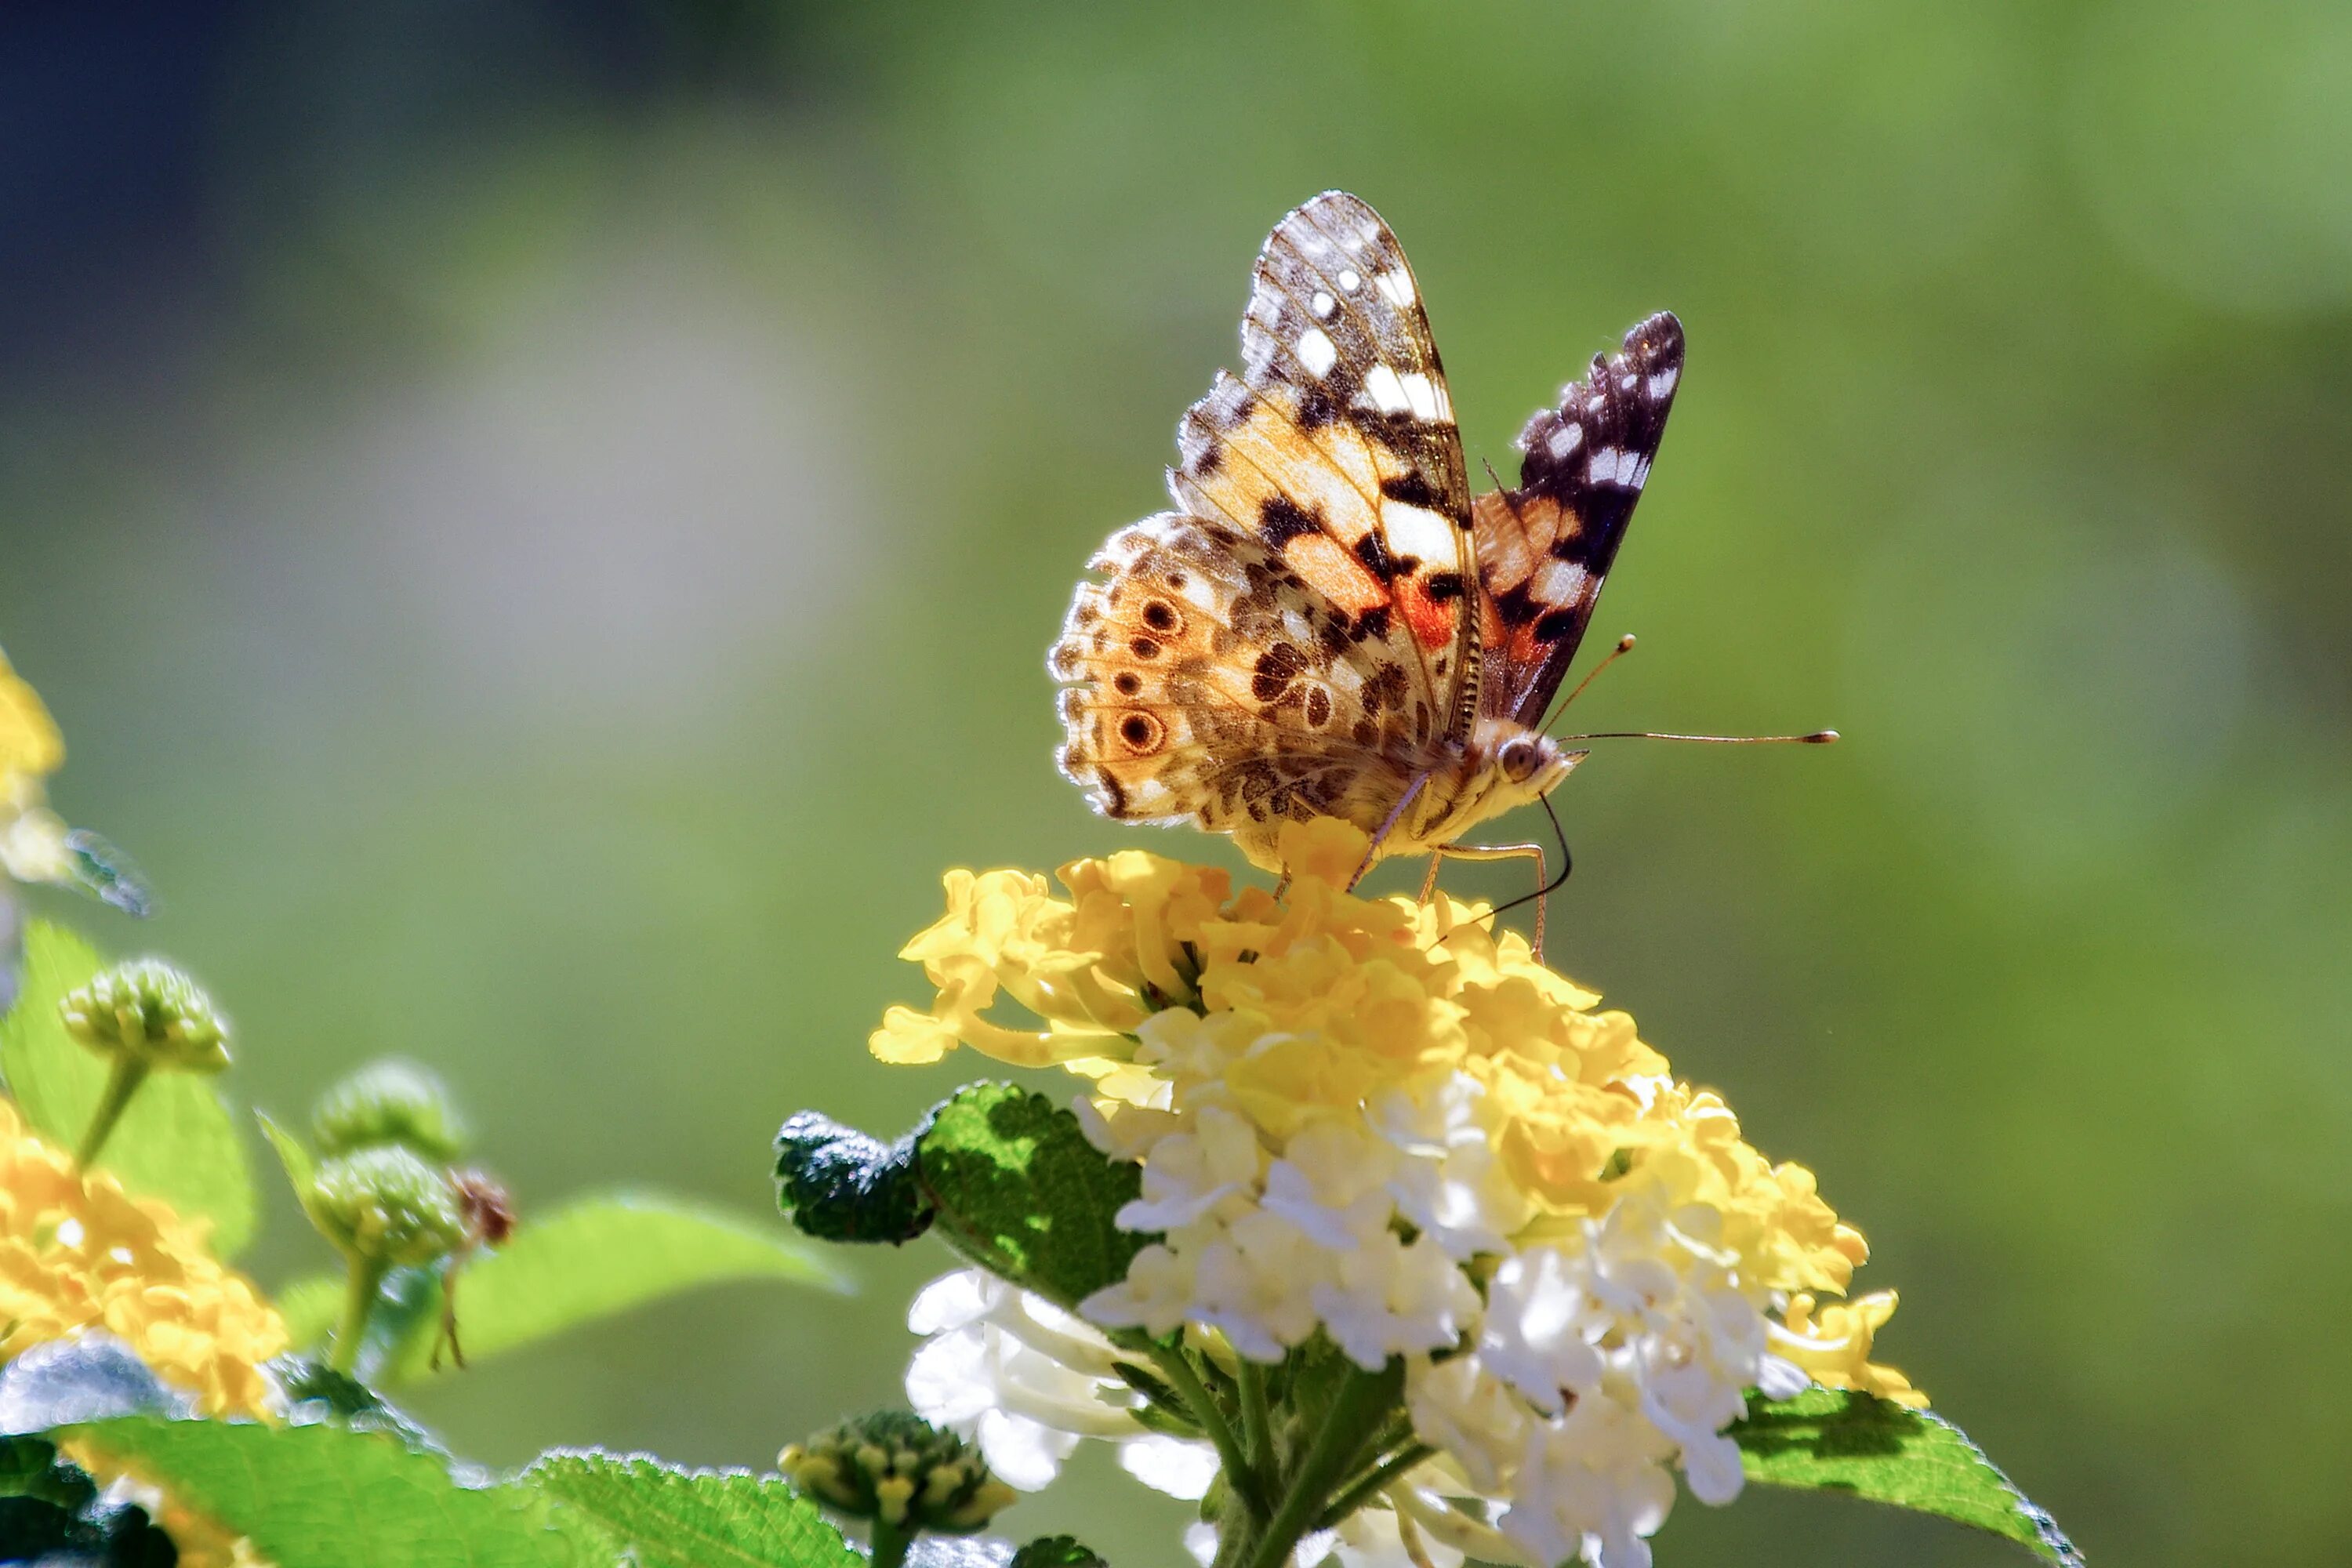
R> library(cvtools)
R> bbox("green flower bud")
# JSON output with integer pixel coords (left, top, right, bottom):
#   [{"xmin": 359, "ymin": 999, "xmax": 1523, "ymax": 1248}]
[
  {"xmin": 779, "ymin": 1411, "xmax": 1015, "ymax": 1536},
  {"xmin": 305, "ymin": 1145, "xmax": 469, "ymax": 1269},
  {"xmin": 311, "ymin": 1059, "xmax": 469, "ymax": 1163},
  {"xmin": 57, "ymin": 960, "xmax": 229, "ymax": 1074}
]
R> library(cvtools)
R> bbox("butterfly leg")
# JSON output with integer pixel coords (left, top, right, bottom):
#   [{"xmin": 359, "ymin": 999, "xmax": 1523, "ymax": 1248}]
[
  {"xmin": 1417, "ymin": 854, "xmax": 1443, "ymax": 905},
  {"xmin": 1432, "ymin": 841, "xmax": 1550, "ymax": 960},
  {"xmin": 1347, "ymin": 771, "xmax": 1433, "ymax": 891}
]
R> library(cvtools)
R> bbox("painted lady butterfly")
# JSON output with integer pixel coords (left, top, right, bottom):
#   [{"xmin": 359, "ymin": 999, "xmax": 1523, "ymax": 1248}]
[{"xmin": 1051, "ymin": 191, "xmax": 1683, "ymax": 885}]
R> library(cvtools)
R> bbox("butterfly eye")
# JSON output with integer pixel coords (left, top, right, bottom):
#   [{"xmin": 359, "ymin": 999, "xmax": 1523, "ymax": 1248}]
[{"xmin": 1497, "ymin": 737, "xmax": 1543, "ymax": 783}]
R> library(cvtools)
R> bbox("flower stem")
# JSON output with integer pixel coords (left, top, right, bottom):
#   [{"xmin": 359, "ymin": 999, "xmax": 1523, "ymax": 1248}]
[
  {"xmin": 1142, "ymin": 1341, "xmax": 1268, "ymax": 1515},
  {"xmin": 868, "ymin": 1515, "xmax": 913, "ymax": 1568},
  {"xmin": 1240, "ymin": 1362, "xmax": 1399, "ymax": 1568},
  {"xmin": 328, "ymin": 1254, "xmax": 390, "ymax": 1375},
  {"xmin": 73, "ymin": 1055, "xmax": 149, "ymax": 1171},
  {"xmin": 1236, "ymin": 1357, "xmax": 1275, "ymax": 1470},
  {"xmin": 1316, "ymin": 1441, "xmax": 1434, "ymax": 1530}
]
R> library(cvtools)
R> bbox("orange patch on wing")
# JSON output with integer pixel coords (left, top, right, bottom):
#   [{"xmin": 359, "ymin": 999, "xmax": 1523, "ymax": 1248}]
[
  {"xmin": 1397, "ymin": 577, "xmax": 1455, "ymax": 650},
  {"xmin": 1286, "ymin": 534, "xmax": 1386, "ymax": 615}
]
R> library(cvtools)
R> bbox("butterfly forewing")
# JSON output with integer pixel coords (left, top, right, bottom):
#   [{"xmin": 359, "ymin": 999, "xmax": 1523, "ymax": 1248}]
[
  {"xmin": 1473, "ymin": 311, "xmax": 1683, "ymax": 728},
  {"xmin": 1169, "ymin": 191, "xmax": 1478, "ymax": 746}
]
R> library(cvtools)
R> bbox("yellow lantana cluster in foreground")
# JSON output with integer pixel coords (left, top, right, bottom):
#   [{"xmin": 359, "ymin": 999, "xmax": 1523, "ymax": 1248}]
[
  {"xmin": 874, "ymin": 816, "xmax": 1918, "ymax": 1405},
  {"xmin": 0, "ymin": 1100, "xmax": 285, "ymax": 1417}
]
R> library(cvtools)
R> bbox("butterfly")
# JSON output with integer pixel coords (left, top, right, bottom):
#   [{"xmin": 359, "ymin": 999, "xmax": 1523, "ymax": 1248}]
[{"xmin": 1050, "ymin": 191, "xmax": 1682, "ymax": 890}]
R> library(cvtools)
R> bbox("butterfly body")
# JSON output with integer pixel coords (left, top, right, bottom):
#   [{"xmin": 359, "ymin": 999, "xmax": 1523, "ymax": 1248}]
[{"xmin": 1051, "ymin": 192, "xmax": 1680, "ymax": 877}]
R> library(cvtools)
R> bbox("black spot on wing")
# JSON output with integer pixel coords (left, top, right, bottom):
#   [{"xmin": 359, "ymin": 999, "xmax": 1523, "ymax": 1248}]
[
  {"xmin": 1352, "ymin": 531, "xmax": 1414, "ymax": 582},
  {"xmin": 1258, "ymin": 495, "xmax": 1321, "ymax": 549},
  {"xmin": 1378, "ymin": 470, "xmax": 1440, "ymax": 510}
]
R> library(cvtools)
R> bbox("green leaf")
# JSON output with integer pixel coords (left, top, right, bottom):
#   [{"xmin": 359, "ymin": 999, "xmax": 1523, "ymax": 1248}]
[
  {"xmin": 524, "ymin": 1449, "xmax": 860, "ymax": 1568},
  {"xmin": 64, "ymin": 1415, "xmax": 608, "ymax": 1568},
  {"xmin": 1010, "ymin": 1534, "xmax": 1107, "ymax": 1568},
  {"xmin": 913, "ymin": 1082, "xmax": 1151, "ymax": 1311},
  {"xmin": 1733, "ymin": 1387, "xmax": 2082, "ymax": 1566},
  {"xmin": 0, "ymin": 922, "xmax": 255, "ymax": 1254},
  {"xmin": 368, "ymin": 1191, "xmax": 848, "ymax": 1384},
  {"xmin": 775, "ymin": 1110, "xmax": 933, "ymax": 1243}
]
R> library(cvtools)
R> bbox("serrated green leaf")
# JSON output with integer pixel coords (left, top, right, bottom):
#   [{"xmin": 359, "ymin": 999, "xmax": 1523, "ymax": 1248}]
[
  {"xmin": 368, "ymin": 1192, "xmax": 847, "ymax": 1383},
  {"xmin": 1733, "ymin": 1387, "xmax": 2081, "ymax": 1565},
  {"xmin": 0, "ymin": 923, "xmax": 255, "ymax": 1254},
  {"xmin": 64, "ymin": 1415, "xmax": 607, "ymax": 1568},
  {"xmin": 524, "ymin": 1449, "xmax": 861, "ymax": 1568},
  {"xmin": 913, "ymin": 1083, "xmax": 1151, "ymax": 1310}
]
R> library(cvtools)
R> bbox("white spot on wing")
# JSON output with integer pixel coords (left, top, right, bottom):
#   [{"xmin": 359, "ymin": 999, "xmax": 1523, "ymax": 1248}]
[
  {"xmin": 1338, "ymin": 268, "xmax": 1363, "ymax": 292},
  {"xmin": 1532, "ymin": 559, "xmax": 1588, "ymax": 605},
  {"xmin": 1362, "ymin": 363, "xmax": 1410, "ymax": 413},
  {"xmin": 1373, "ymin": 269, "xmax": 1416, "ymax": 307},
  {"xmin": 1646, "ymin": 367, "xmax": 1679, "ymax": 398},
  {"xmin": 1398, "ymin": 371, "xmax": 1444, "ymax": 420},
  {"xmin": 1312, "ymin": 291, "xmax": 1337, "ymax": 318},
  {"xmin": 1298, "ymin": 328, "xmax": 1338, "ymax": 377},
  {"xmin": 1546, "ymin": 423, "xmax": 1584, "ymax": 460},
  {"xmin": 1620, "ymin": 374, "xmax": 1637, "ymax": 391},
  {"xmin": 1588, "ymin": 447, "xmax": 1645, "ymax": 487},
  {"xmin": 1384, "ymin": 503, "xmax": 1456, "ymax": 562}
]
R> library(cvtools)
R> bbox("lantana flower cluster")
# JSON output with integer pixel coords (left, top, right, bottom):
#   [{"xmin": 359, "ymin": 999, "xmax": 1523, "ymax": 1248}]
[
  {"xmin": 876, "ymin": 819, "xmax": 1919, "ymax": 1568},
  {"xmin": 0, "ymin": 1100, "xmax": 286, "ymax": 1417}
]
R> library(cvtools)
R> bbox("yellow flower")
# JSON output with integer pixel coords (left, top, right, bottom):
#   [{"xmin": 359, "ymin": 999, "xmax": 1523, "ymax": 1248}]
[
  {"xmin": 1774, "ymin": 1291, "xmax": 1929, "ymax": 1408},
  {"xmin": 875, "ymin": 819, "xmax": 1922, "ymax": 1406},
  {"xmin": 0, "ymin": 1099, "xmax": 285, "ymax": 1417}
]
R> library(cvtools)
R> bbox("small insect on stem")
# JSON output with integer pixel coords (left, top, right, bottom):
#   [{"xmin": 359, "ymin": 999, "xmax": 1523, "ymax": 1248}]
[{"xmin": 430, "ymin": 1170, "xmax": 517, "ymax": 1373}]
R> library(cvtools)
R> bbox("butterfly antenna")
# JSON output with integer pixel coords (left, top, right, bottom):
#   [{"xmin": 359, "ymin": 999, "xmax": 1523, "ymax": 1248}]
[
  {"xmin": 1553, "ymin": 728, "xmax": 1840, "ymax": 745},
  {"xmin": 1539, "ymin": 634, "xmax": 1639, "ymax": 735}
]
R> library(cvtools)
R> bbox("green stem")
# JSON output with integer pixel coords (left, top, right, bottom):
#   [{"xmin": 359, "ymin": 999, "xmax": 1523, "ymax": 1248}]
[
  {"xmin": 73, "ymin": 1055, "xmax": 149, "ymax": 1170},
  {"xmin": 1237, "ymin": 1357, "xmax": 1275, "ymax": 1470},
  {"xmin": 868, "ymin": 1515, "xmax": 913, "ymax": 1568},
  {"xmin": 1316, "ymin": 1442, "xmax": 1434, "ymax": 1530},
  {"xmin": 328, "ymin": 1254, "xmax": 390, "ymax": 1376},
  {"xmin": 1240, "ymin": 1363, "xmax": 1399, "ymax": 1568},
  {"xmin": 1142, "ymin": 1341, "xmax": 1268, "ymax": 1515}
]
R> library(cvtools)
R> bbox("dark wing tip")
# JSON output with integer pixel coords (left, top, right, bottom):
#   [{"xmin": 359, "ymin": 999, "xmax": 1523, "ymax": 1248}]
[{"xmin": 1623, "ymin": 310, "xmax": 1683, "ymax": 369}]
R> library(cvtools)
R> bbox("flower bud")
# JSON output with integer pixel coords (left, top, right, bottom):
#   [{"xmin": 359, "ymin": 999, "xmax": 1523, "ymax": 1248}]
[
  {"xmin": 57, "ymin": 960, "xmax": 229, "ymax": 1074},
  {"xmin": 305, "ymin": 1145, "xmax": 469, "ymax": 1269},
  {"xmin": 779, "ymin": 1411, "xmax": 1015, "ymax": 1534},
  {"xmin": 311, "ymin": 1059, "xmax": 469, "ymax": 1163}
]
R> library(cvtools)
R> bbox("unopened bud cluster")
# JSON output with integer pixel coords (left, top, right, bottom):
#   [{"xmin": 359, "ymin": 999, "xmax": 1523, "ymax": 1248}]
[
  {"xmin": 59, "ymin": 960, "xmax": 230, "ymax": 1073},
  {"xmin": 780, "ymin": 1410, "xmax": 1014, "ymax": 1534},
  {"xmin": 300, "ymin": 1061, "xmax": 494, "ymax": 1272}
]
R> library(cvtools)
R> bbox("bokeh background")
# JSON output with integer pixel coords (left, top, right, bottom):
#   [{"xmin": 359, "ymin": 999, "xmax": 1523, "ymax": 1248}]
[{"xmin": 5, "ymin": 2, "xmax": 2350, "ymax": 1562}]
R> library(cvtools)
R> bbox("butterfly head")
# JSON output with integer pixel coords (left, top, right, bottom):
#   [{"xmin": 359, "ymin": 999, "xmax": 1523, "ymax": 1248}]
[{"xmin": 1474, "ymin": 719, "xmax": 1584, "ymax": 813}]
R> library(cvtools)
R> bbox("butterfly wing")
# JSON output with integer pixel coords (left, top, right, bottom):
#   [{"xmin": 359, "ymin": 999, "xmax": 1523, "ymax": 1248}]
[
  {"xmin": 1051, "ymin": 511, "xmax": 1425, "ymax": 861},
  {"xmin": 1473, "ymin": 311, "xmax": 1684, "ymax": 728},
  {"xmin": 1167, "ymin": 191, "xmax": 1479, "ymax": 748}
]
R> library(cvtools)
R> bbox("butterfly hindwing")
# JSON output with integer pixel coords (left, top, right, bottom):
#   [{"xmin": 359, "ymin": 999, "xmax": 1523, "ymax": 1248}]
[
  {"xmin": 1051, "ymin": 512, "xmax": 1425, "ymax": 857},
  {"xmin": 1474, "ymin": 311, "xmax": 1684, "ymax": 728},
  {"xmin": 1168, "ymin": 191, "xmax": 1477, "ymax": 750}
]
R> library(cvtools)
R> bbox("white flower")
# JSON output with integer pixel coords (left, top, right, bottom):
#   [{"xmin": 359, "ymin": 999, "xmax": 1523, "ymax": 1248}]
[
  {"xmin": 1404, "ymin": 1353, "xmax": 1529, "ymax": 1495},
  {"xmin": 1476, "ymin": 1247, "xmax": 1606, "ymax": 1414},
  {"xmin": 1116, "ymin": 1105, "xmax": 1264, "ymax": 1231},
  {"xmin": 1261, "ymin": 1119, "xmax": 1396, "ymax": 1247},
  {"xmin": 904, "ymin": 1270, "xmax": 1147, "ymax": 1490},
  {"xmin": 1192, "ymin": 1209, "xmax": 1330, "ymax": 1361},
  {"xmin": 1119, "ymin": 1434, "xmax": 1220, "ymax": 1501},
  {"xmin": 1313, "ymin": 1229, "xmax": 1480, "ymax": 1370},
  {"xmin": 1370, "ymin": 1075, "xmax": 1530, "ymax": 1260},
  {"xmin": 1501, "ymin": 1390, "xmax": 1677, "ymax": 1568}
]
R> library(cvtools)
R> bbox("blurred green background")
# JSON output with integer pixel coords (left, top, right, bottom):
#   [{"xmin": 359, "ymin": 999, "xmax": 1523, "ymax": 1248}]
[{"xmin": 3, "ymin": 1, "xmax": 2348, "ymax": 1562}]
